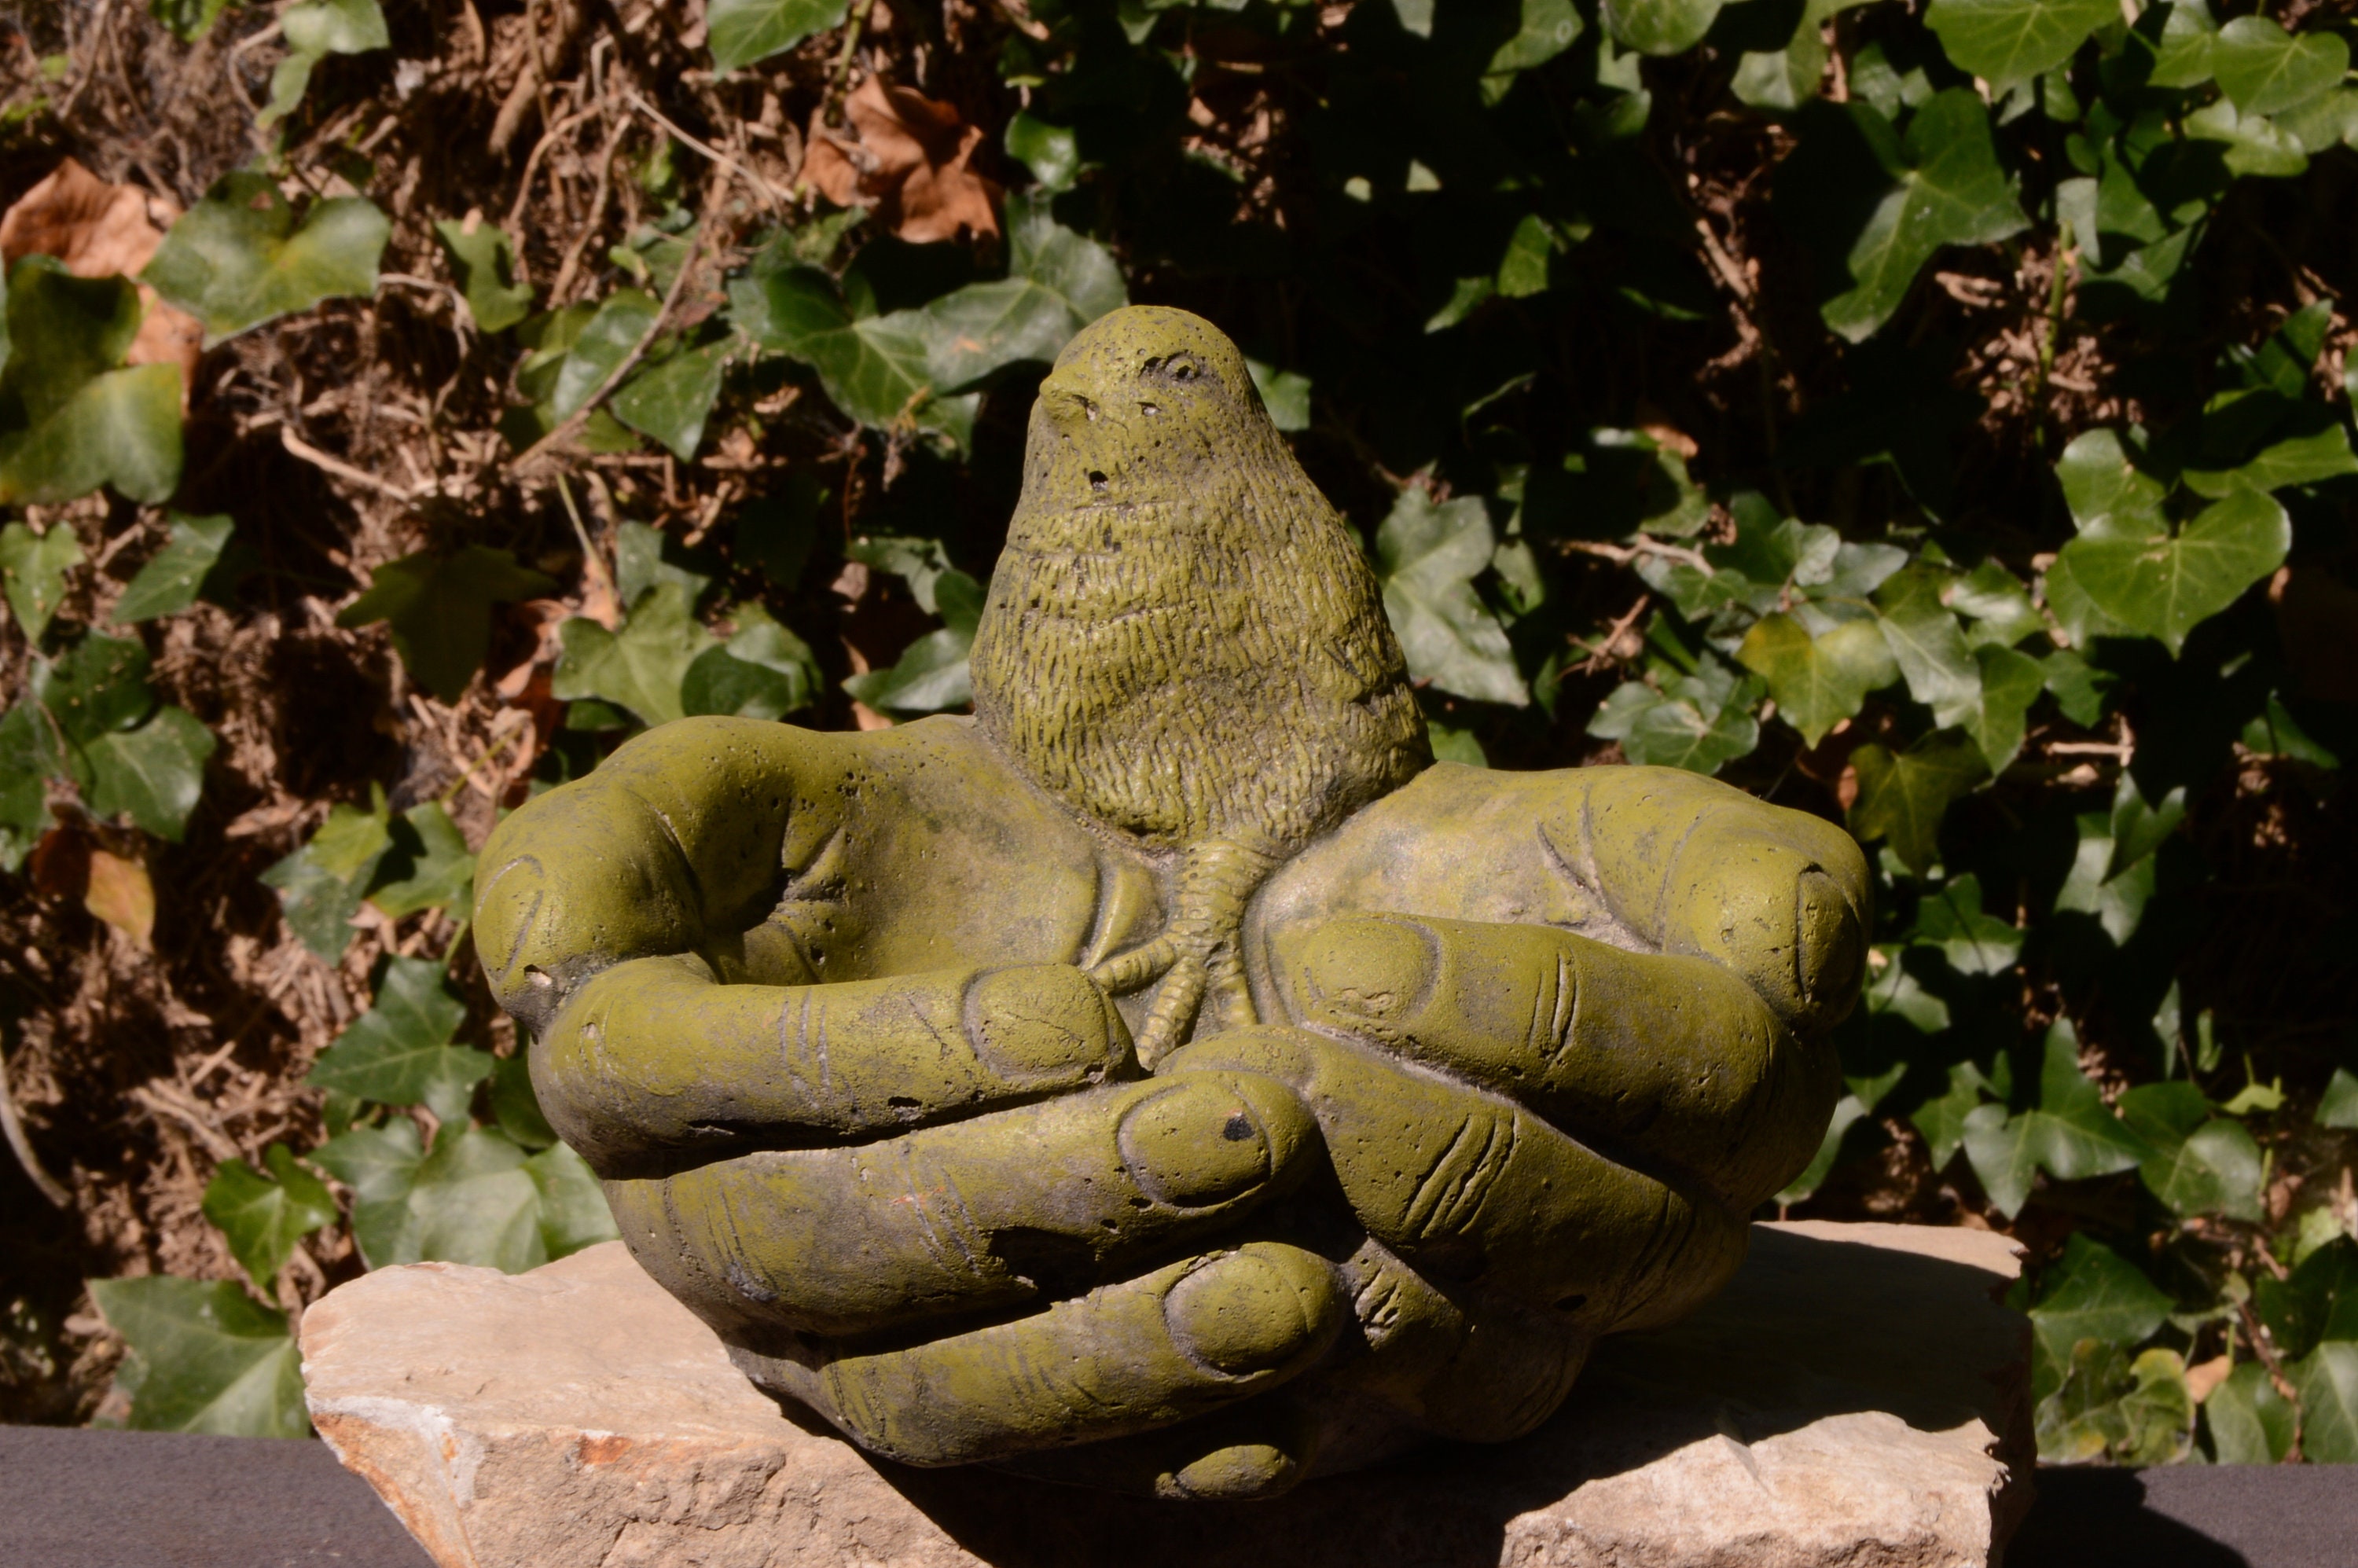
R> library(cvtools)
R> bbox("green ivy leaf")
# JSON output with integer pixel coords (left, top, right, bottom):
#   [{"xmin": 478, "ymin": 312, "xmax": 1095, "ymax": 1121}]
[
  {"xmin": 1963, "ymin": 1021, "xmax": 2154, "ymax": 1217},
  {"xmin": 549, "ymin": 290, "xmax": 660, "ymax": 418},
  {"xmin": 727, "ymin": 263, "xmax": 976, "ymax": 448},
  {"xmin": 2118, "ymin": 1081, "xmax": 2264, "ymax": 1220},
  {"xmin": 2182, "ymin": 98, "xmax": 2311, "ymax": 178},
  {"xmin": 2253, "ymin": 1239, "xmax": 2358, "ymax": 1361},
  {"xmin": 1006, "ymin": 112, "xmax": 1082, "ymax": 193},
  {"xmin": 1374, "ymin": 487, "xmax": 1527, "ymax": 706},
  {"xmin": 336, "ymin": 545, "xmax": 556, "ymax": 703},
  {"xmin": 1876, "ymin": 564, "xmax": 1983, "ymax": 726},
  {"xmin": 489, "ymin": 1052, "xmax": 558, "ymax": 1151},
  {"xmin": 35, "ymin": 631, "xmax": 153, "ymax": 751},
  {"xmin": 2323, "ymin": 1067, "xmax": 2358, "ymax": 1130},
  {"xmin": 1784, "ymin": 93, "xmax": 2029, "ymax": 343},
  {"xmin": 357, "ymin": 1126, "xmax": 615, "ymax": 1273},
  {"xmin": 553, "ymin": 581, "xmax": 717, "ymax": 727},
  {"xmin": 150, "ymin": 0, "xmax": 233, "ymax": 42},
  {"xmin": 2291, "ymin": 1342, "xmax": 2358, "ymax": 1463},
  {"xmin": 259, "ymin": 791, "xmax": 393, "ymax": 958},
  {"xmin": 143, "ymin": 171, "xmax": 391, "ymax": 345},
  {"xmin": 614, "ymin": 520, "xmax": 715, "ymax": 611},
  {"xmin": 612, "ymin": 339, "xmax": 733, "ymax": 461},
  {"xmin": 2213, "ymin": 16, "xmax": 2348, "ymax": 119},
  {"xmin": 1911, "ymin": 873, "xmax": 2024, "ymax": 975},
  {"xmin": 1246, "ymin": 359, "xmax": 1313, "ymax": 432},
  {"xmin": 86, "ymin": 1276, "xmax": 306, "ymax": 1438},
  {"xmin": 681, "ymin": 604, "xmax": 820, "ymax": 720},
  {"xmin": 0, "ymin": 520, "xmax": 82, "ymax": 643},
  {"xmin": 837, "ymin": 538, "xmax": 984, "ymax": 714},
  {"xmin": 85, "ymin": 704, "xmax": 216, "ymax": 842},
  {"xmin": 2137, "ymin": 0, "xmax": 2219, "ymax": 89},
  {"xmin": 1847, "ymin": 729, "xmax": 1987, "ymax": 874},
  {"xmin": 367, "ymin": 801, "xmax": 476, "ymax": 920},
  {"xmin": 707, "ymin": 0, "xmax": 848, "ymax": 73},
  {"xmin": 2204, "ymin": 1360, "xmax": 2296, "ymax": 1463},
  {"xmin": 527, "ymin": 1140, "xmax": 619, "ymax": 1259},
  {"xmin": 1923, "ymin": 0, "xmax": 2116, "ymax": 87},
  {"xmin": 1973, "ymin": 553, "xmax": 2062, "ymax": 637},
  {"xmin": 432, "ymin": 218, "xmax": 534, "ymax": 333},
  {"xmin": 1963, "ymin": 643, "xmax": 2044, "ymax": 773},
  {"xmin": 0, "ymin": 262, "xmax": 182, "ymax": 506},
  {"xmin": 1776, "ymin": 1091, "xmax": 1871, "ymax": 1204},
  {"xmin": 15, "ymin": 628, "xmax": 217, "ymax": 843},
  {"xmin": 1736, "ymin": 612, "xmax": 1896, "ymax": 744},
  {"xmin": 0, "ymin": 703, "xmax": 56, "ymax": 872},
  {"xmin": 1913, "ymin": 1059, "xmax": 1992, "ymax": 1170},
  {"xmin": 2026, "ymin": 1232, "xmax": 2175, "ymax": 1394},
  {"xmin": 2037, "ymin": 1342, "xmax": 2191, "ymax": 1464},
  {"xmin": 309, "ymin": 1119, "xmax": 423, "ymax": 1269},
  {"xmin": 905, "ymin": 192, "xmax": 1127, "ymax": 391},
  {"xmin": 2053, "ymin": 796, "xmax": 2162, "ymax": 947},
  {"xmin": 405, "ymin": 1126, "xmax": 548, "ymax": 1270},
  {"xmin": 305, "ymin": 956, "xmax": 492, "ymax": 1126},
  {"xmin": 263, "ymin": 0, "xmax": 389, "ymax": 124},
  {"xmin": 2054, "ymin": 431, "xmax": 2290, "ymax": 653},
  {"xmin": 200, "ymin": 1144, "xmax": 339, "ymax": 1289},
  {"xmin": 1490, "ymin": 0, "xmax": 1584, "ymax": 75},
  {"xmin": 1586, "ymin": 665, "xmax": 1763, "ymax": 773},
  {"xmin": 113, "ymin": 514, "xmax": 248, "ymax": 623},
  {"xmin": 2183, "ymin": 421, "xmax": 2358, "ymax": 498},
  {"xmin": 1602, "ymin": 0, "xmax": 1727, "ymax": 56}
]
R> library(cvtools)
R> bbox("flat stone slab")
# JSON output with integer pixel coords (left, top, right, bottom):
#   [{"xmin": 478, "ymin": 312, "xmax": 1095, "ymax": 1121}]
[{"xmin": 300, "ymin": 1221, "xmax": 2032, "ymax": 1568}]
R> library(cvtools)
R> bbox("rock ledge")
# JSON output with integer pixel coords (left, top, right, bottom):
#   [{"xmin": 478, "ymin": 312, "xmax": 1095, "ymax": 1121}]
[{"xmin": 301, "ymin": 1221, "xmax": 2031, "ymax": 1568}]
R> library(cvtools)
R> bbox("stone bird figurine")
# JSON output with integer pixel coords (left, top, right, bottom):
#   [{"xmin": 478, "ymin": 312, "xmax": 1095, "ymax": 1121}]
[{"xmin": 970, "ymin": 307, "xmax": 1430, "ymax": 1066}]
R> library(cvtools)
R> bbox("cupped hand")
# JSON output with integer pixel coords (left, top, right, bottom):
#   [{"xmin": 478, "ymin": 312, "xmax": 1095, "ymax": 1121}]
[{"xmin": 472, "ymin": 719, "xmax": 1867, "ymax": 1498}]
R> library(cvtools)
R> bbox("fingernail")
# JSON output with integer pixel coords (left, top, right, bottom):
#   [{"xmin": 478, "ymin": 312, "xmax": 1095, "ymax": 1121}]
[
  {"xmin": 1166, "ymin": 1443, "xmax": 1301, "ymax": 1500},
  {"xmin": 1280, "ymin": 916, "xmax": 1434, "ymax": 1028},
  {"xmin": 969, "ymin": 965, "xmax": 1129, "ymax": 1081},
  {"xmin": 1163, "ymin": 1249, "xmax": 1325, "ymax": 1375},
  {"xmin": 1117, "ymin": 1079, "xmax": 1271, "ymax": 1208},
  {"xmin": 1794, "ymin": 869, "xmax": 1864, "ymax": 1012}
]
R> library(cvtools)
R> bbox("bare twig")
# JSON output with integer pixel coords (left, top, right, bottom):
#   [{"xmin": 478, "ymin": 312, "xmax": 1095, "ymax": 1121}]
[
  {"xmin": 127, "ymin": 1081, "xmax": 243, "ymax": 1164},
  {"xmin": 825, "ymin": 0, "xmax": 881, "ymax": 126},
  {"xmin": 1562, "ymin": 535, "xmax": 1713, "ymax": 573},
  {"xmin": 0, "ymin": 1041, "xmax": 70, "ymax": 1209},
  {"xmin": 281, "ymin": 428, "xmax": 417, "ymax": 501},
  {"xmin": 626, "ymin": 91, "xmax": 792, "ymax": 211},
  {"xmin": 504, "ymin": 106, "xmax": 597, "ymax": 237},
  {"xmin": 549, "ymin": 117, "xmax": 630, "ymax": 306}
]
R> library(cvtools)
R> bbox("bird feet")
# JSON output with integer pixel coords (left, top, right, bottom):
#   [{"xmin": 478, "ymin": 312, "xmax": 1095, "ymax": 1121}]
[{"xmin": 1087, "ymin": 839, "xmax": 1278, "ymax": 1069}]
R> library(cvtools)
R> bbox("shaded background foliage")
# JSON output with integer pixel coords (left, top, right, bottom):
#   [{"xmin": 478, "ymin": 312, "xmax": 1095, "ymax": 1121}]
[{"xmin": 2, "ymin": 0, "xmax": 2358, "ymax": 1465}]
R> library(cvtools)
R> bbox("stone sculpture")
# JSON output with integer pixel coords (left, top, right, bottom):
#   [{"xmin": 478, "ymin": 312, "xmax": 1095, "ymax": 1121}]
[{"xmin": 473, "ymin": 307, "xmax": 1869, "ymax": 1501}]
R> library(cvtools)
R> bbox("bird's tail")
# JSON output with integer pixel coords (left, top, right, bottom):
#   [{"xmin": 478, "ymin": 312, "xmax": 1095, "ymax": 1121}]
[{"xmin": 1088, "ymin": 838, "xmax": 1278, "ymax": 1068}]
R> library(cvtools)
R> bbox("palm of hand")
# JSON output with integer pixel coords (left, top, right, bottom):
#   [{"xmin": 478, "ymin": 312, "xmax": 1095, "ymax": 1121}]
[{"xmin": 474, "ymin": 714, "xmax": 1866, "ymax": 1500}]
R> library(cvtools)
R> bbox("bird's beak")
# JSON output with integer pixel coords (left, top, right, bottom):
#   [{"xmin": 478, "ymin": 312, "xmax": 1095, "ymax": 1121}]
[{"xmin": 1038, "ymin": 372, "xmax": 1100, "ymax": 438}]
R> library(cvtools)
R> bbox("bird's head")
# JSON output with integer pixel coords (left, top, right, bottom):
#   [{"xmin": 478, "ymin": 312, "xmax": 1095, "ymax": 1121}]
[{"xmin": 1018, "ymin": 306, "xmax": 1279, "ymax": 516}]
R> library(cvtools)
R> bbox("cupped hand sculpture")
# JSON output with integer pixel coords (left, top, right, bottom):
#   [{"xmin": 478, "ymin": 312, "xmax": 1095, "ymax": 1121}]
[{"xmin": 473, "ymin": 307, "xmax": 1869, "ymax": 1501}]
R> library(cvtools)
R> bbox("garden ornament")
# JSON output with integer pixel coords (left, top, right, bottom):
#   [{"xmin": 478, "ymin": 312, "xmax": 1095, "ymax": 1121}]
[{"xmin": 475, "ymin": 307, "xmax": 1869, "ymax": 1500}]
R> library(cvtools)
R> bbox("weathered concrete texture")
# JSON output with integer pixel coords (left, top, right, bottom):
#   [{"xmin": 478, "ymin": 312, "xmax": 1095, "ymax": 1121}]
[{"xmin": 301, "ymin": 1221, "xmax": 2032, "ymax": 1568}]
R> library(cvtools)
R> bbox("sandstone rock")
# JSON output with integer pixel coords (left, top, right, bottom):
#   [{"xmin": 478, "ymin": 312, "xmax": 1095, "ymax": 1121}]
[{"xmin": 301, "ymin": 1221, "xmax": 2031, "ymax": 1568}]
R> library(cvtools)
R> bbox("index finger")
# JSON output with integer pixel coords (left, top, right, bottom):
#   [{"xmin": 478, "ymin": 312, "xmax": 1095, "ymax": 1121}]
[
  {"xmin": 1568, "ymin": 767, "xmax": 1871, "ymax": 1037},
  {"xmin": 1258, "ymin": 766, "xmax": 1869, "ymax": 1040},
  {"xmin": 535, "ymin": 953, "xmax": 1137, "ymax": 1173},
  {"xmin": 1271, "ymin": 914, "xmax": 1835, "ymax": 1212}
]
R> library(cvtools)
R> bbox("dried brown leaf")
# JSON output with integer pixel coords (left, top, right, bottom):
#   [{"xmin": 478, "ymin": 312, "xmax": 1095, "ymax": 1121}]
[
  {"xmin": 0, "ymin": 160, "xmax": 204, "ymax": 395},
  {"xmin": 84, "ymin": 849, "xmax": 156, "ymax": 947},
  {"xmin": 803, "ymin": 78, "xmax": 1001, "ymax": 244}
]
